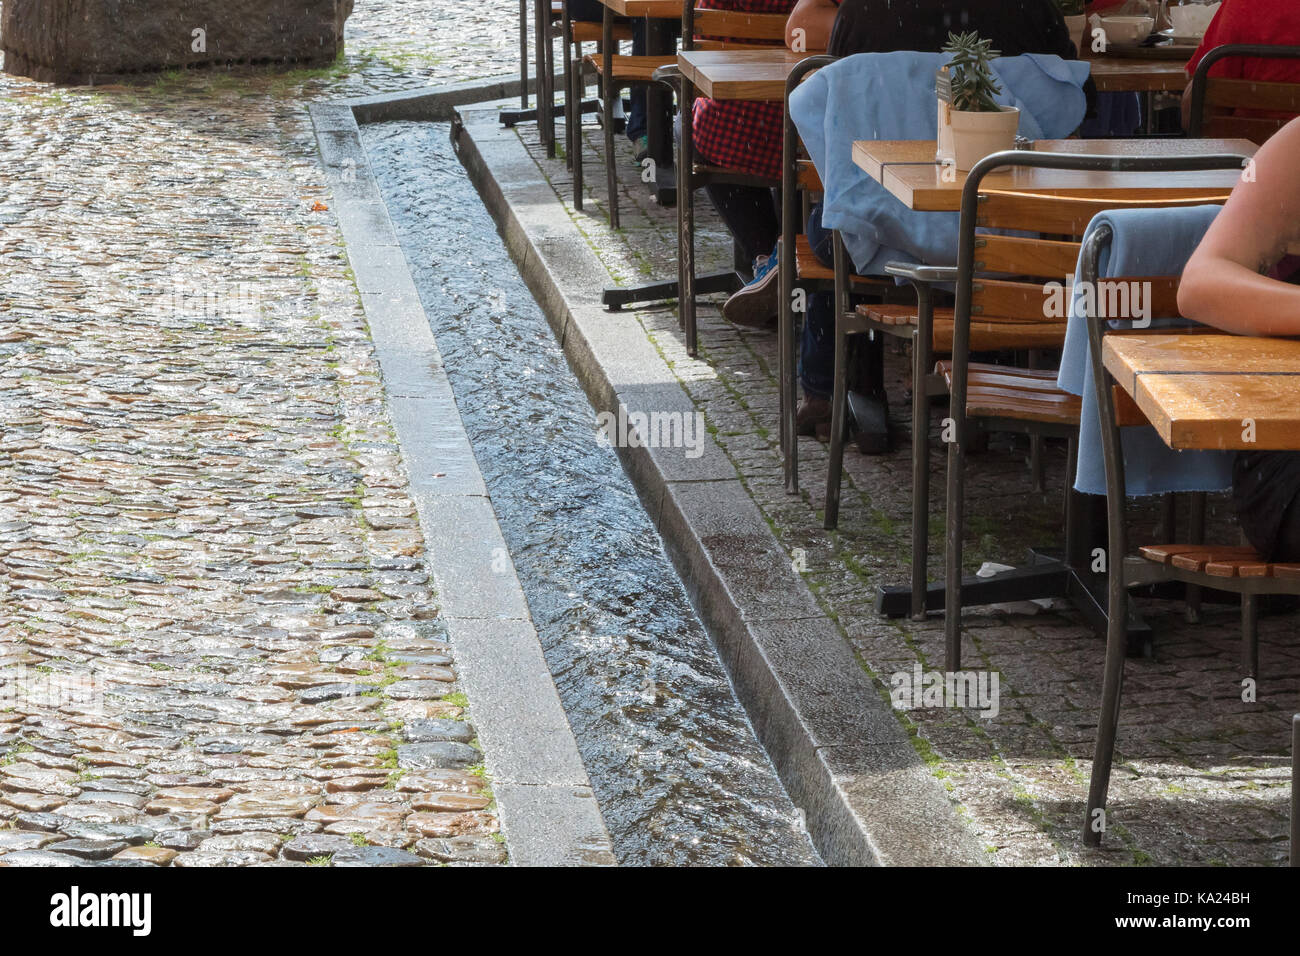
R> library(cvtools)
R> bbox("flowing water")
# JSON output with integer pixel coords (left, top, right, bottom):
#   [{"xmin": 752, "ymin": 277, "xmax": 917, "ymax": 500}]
[{"xmin": 361, "ymin": 121, "xmax": 819, "ymax": 866}]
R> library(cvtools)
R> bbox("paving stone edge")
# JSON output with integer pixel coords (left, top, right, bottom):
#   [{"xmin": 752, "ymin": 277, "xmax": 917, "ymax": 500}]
[
  {"xmin": 308, "ymin": 97, "xmax": 616, "ymax": 867},
  {"xmin": 449, "ymin": 104, "xmax": 991, "ymax": 867}
]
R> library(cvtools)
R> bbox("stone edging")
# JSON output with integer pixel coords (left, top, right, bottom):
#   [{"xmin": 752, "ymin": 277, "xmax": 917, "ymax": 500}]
[
  {"xmin": 450, "ymin": 104, "xmax": 991, "ymax": 867},
  {"xmin": 309, "ymin": 96, "xmax": 615, "ymax": 867}
]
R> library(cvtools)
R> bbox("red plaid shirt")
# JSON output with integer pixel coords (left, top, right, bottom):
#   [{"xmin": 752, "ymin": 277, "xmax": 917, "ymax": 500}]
[{"xmin": 691, "ymin": 0, "xmax": 797, "ymax": 182}]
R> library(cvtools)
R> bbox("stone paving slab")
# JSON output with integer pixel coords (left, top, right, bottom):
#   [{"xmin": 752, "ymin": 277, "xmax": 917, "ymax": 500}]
[
  {"xmin": 0, "ymin": 0, "xmax": 539, "ymax": 867},
  {"xmin": 467, "ymin": 96, "xmax": 1300, "ymax": 866}
]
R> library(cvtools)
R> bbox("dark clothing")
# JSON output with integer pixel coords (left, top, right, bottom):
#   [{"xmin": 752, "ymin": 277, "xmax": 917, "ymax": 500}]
[
  {"xmin": 568, "ymin": 0, "xmax": 650, "ymax": 142},
  {"xmin": 798, "ymin": 0, "xmax": 1088, "ymax": 400},
  {"xmin": 801, "ymin": 204, "xmax": 836, "ymax": 399},
  {"xmin": 1234, "ymin": 453, "xmax": 1300, "ymax": 561},
  {"xmin": 567, "ymin": 0, "xmax": 605, "ymax": 19},
  {"xmin": 827, "ymin": 0, "xmax": 1077, "ymax": 60},
  {"xmin": 706, "ymin": 185, "xmax": 781, "ymax": 269}
]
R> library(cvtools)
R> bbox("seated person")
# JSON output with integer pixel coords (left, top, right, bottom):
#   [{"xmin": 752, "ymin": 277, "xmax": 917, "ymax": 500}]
[
  {"xmin": 689, "ymin": 0, "xmax": 799, "ymax": 329},
  {"xmin": 568, "ymin": 0, "xmax": 656, "ymax": 160},
  {"xmin": 1180, "ymin": 0, "xmax": 1300, "ymax": 130},
  {"xmin": 1177, "ymin": 117, "xmax": 1300, "ymax": 561},
  {"xmin": 783, "ymin": 0, "xmax": 1081, "ymax": 443}
]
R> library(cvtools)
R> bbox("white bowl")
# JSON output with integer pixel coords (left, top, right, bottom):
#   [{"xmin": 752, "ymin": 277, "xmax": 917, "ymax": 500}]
[{"xmin": 1096, "ymin": 15, "xmax": 1155, "ymax": 47}]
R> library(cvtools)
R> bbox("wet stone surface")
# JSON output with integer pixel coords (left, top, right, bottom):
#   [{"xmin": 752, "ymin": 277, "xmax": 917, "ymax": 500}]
[{"xmin": 0, "ymin": 1, "xmax": 522, "ymax": 865}]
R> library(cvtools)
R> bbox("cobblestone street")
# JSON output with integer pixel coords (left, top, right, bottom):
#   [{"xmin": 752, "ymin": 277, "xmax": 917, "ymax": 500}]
[{"xmin": 0, "ymin": 2, "xmax": 523, "ymax": 866}]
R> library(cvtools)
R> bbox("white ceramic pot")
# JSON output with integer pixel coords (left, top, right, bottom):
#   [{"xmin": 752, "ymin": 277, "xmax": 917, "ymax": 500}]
[{"xmin": 948, "ymin": 106, "xmax": 1020, "ymax": 171}]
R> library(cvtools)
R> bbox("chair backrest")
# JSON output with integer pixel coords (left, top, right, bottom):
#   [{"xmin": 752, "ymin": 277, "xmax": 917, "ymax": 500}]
[
  {"xmin": 969, "ymin": 191, "xmax": 1227, "ymax": 330},
  {"xmin": 947, "ymin": 151, "xmax": 1250, "ymax": 448},
  {"xmin": 685, "ymin": 4, "xmax": 790, "ymax": 51},
  {"xmin": 1187, "ymin": 44, "xmax": 1300, "ymax": 143}
]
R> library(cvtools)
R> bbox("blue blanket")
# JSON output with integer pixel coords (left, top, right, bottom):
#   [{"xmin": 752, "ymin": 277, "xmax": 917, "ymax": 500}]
[
  {"xmin": 789, "ymin": 51, "xmax": 1090, "ymax": 274},
  {"xmin": 1057, "ymin": 206, "xmax": 1236, "ymax": 496}
]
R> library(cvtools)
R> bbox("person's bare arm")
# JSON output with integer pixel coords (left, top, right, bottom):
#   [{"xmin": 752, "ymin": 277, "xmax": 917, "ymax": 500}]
[
  {"xmin": 786, "ymin": 0, "xmax": 836, "ymax": 53},
  {"xmin": 1177, "ymin": 118, "xmax": 1300, "ymax": 336}
]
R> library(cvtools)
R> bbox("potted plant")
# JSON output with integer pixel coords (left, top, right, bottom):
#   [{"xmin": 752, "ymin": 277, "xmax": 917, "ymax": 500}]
[
  {"xmin": 1055, "ymin": 0, "xmax": 1089, "ymax": 54},
  {"xmin": 936, "ymin": 31, "xmax": 1021, "ymax": 171}
]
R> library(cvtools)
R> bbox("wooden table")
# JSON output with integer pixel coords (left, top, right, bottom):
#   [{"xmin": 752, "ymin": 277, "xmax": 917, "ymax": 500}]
[
  {"xmin": 1087, "ymin": 56, "xmax": 1191, "ymax": 93},
  {"xmin": 668, "ymin": 47, "xmax": 813, "ymax": 351},
  {"xmin": 1104, "ymin": 334, "xmax": 1300, "ymax": 451},
  {"xmin": 601, "ymin": 0, "xmax": 682, "ymax": 16},
  {"xmin": 676, "ymin": 48, "xmax": 809, "ymax": 101},
  {"xmin": 850, "ymin": 138, "xmax": 1255, "ymax": 637},
  {"xmin": 852, "ymin": 138, "xmax": 1256, "ymax": 211}
]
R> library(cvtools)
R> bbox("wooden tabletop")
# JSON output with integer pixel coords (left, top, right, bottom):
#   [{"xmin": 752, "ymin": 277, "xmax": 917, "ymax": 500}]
[
  {"xmin": 1104, "ymin": 334, "xmax": 1300, "ymax": 451},
  {"xmin": 1087, "ymin": 57, "xmax": 1191, "ymax": 93},
  {"xmin": 677, "ymin": 49, "xmax": 809, "ymax": 101},
  {"xmin": 852, "ymin": 138, "xmax": 1256, "ymax": 211},
  {"xmin": 600, "ymin": 0, "xmax": 682, "ymax": 17}
]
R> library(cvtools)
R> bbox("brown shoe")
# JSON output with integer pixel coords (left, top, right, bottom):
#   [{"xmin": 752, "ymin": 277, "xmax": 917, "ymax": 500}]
[{"xmin": 796, "ymin": 395, "xmax": 832, "ymax": 439}]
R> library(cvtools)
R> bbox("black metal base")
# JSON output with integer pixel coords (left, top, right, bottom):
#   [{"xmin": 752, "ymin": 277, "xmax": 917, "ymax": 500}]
[
  {"xmin": 649, "ymin": 163, "xmax": 677, "ymax": 207},
  {"xmin": 602, "ymin": 268, "xmax": 742, "ymax": 311},
  {"xmin": 500, "ymin": 100, "xmax": 573, "ymax": 128},
  {"xmin": 875, "ymin": 552, "xmax": 1155, "ymax": 657}
]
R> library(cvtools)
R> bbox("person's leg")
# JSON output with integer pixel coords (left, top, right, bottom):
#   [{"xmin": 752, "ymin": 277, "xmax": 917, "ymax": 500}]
[
  {"xmin": 1272, "ymin": 497, "xmax": 1300, "ymax": 562},
  {"xmin": 797, "ymin": 204, "xmax": 835, "ymax": 432},
  {"xmin": 799, "ymin": 203, "xmax": 834, "ymax": 406},
  {"xmin": 704, "ymin": 183, "xmax": 779, "ymax": 266},
  {"xmin": 566, "ymin": 0, "xmax": 605, "ymax": 21},
  {"xmin": 799, "ymin": 203, "xmax": 889, "ymax": 450},
  {"xmin": 626, "ymin": 20, "xmax": 648, "ymax": 150},
  {"xmin": 710, "ymin": 183, "xmax": 782, "ymax": 327}
]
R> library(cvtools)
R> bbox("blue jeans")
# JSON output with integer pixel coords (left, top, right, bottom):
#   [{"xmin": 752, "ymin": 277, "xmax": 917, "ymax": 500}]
[
  {"xmin": 568, "ymin": 0, "xmax": 649, "ymax": 142},
  {"xmin": 799, "ymin": 203, "xmax": 835, "ymax": 401}
]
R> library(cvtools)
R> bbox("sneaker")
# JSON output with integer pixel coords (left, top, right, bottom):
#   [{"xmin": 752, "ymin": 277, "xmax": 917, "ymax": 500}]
[
  {"xmin": 721, "ymin": 247, "xmax": 780, "ymax": 329},
  {"xmin": 633, "ymin": 135, "xmax": 650, "ymax": 163}
]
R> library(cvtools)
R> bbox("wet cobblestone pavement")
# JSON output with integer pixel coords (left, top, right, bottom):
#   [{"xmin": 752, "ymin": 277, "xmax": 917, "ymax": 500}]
[
  {"xmin": 0, "ymin": 2, "xmax": 523, "ymax": 866},
  {"xmin": 512, "ymin": 110, "xmax": 1300, "ymax": 865}
]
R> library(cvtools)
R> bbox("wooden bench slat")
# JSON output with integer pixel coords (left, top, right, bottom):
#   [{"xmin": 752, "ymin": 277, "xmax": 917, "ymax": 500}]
[{"xmin": 584, "ymin": 54, "xmax": 676, "ymax": 81}]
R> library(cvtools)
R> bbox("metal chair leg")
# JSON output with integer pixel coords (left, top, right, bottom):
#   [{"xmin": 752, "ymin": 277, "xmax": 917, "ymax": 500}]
[
  {"xmin": 1243, "ymin": 592, "xmax": 1259, "ymax": 681},
  {"xmin": 910, "ymin": 307, "xmax": 933, "ymax": 620},
  {"xmin": 1291, "ymin": 714, "xmax": 1298, "ymax": 866},
  {"xmin": 1085, "ymin": 579, "xmax": 1129, "ymax": 846},
  {"xmin": 824, "ymin": 233, "xmax": 850, "ymax": 531},
  {"xmin": 601, "ymin": 8, "xmax": 619, "ymax": 229},
  {"xmin": 677, "ymin": 75, "xmax": 697, "ymax": 356},
  {"xmin": 943, "ymin": 411, "xmax": 966, "ymax": 672},
  {"xmin": 1187, "ymin": 491, "xmax": 1206, "ymax": 623},
  {"xmin": 520, "ymin": 0, "xmax": 530, "ymax": 110}
]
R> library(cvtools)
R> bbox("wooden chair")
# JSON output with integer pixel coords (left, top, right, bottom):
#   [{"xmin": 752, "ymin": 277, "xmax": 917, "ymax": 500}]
[
  {"xmin": 1187, "ymin": 44, "xmax": 1300, "ymax": 143},
  {"xmin": 1063, "ymin": 163, "xmax": 1300, "ymax": 847},
  {"xmin": 563, "ymin": 3, "xmax": 634, "ymax": 210},
  {"xmin": 582, "ymin": 2, "xmax": 686, "ymax": 227},
  {"xmin": 826, "ymin": 192, "xmax": 1100, "ymax": 626},
  {"xmin": 938, "ymin": 156, "xmax": 1250, "ymax": 673},
  {"xmin": 674, "ymin": 4, "xmax": 793, "ymax": 355},
  {"xmin": 777, "ymin": 54, "xmax": 901, "ymax": 493}
]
